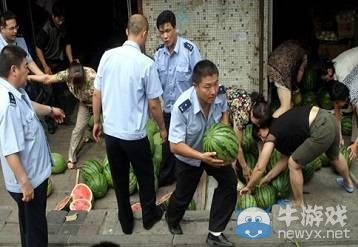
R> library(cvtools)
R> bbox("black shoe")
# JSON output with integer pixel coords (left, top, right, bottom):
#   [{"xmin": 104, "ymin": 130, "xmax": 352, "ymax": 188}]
[
  {"xmin": 206, "ymin": 233, "xmax": 234, "ymax": 247},
  {"xmin": 143, "ymin": 206, "xmax": 164, "ymax": 230},
  {"xmin": 121, "ymin": 218, "xmax": 134, "ymax": 235},
  {"xmin": 165, "ymin": 213, "xmax": 183, "ymax": 235}
]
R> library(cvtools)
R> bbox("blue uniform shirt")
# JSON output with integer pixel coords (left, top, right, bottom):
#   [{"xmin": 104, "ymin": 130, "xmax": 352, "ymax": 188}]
[
  {"xmin": 154, "ymin": 36, "xmax": 201, "ymax": 113},
  {"xmin": 94, "ymin": 40, "xmax": 163, "ymax": 140},
  {"xmin": 0, "ymin": 78, "xmax": 51, "ymax": 193},
  {"xmin": 0, "ymin": 34, "xmax": 33, "ymax": 63},
  {"xmin": 169, "ymin": 86, "xmax": 228, "ymax": 167}
]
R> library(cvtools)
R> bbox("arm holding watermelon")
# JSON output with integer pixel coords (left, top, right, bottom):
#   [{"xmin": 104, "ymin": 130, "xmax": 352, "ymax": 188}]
[
  {"xmin": 259, "ymin": 155, "xmax": 288, "ymax": 186},
  {"xmin": 240, "ymin": 141, "xmax": 275, "ymax": 195}
]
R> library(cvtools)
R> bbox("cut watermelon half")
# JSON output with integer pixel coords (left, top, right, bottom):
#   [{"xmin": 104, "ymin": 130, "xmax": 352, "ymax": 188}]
[
  {"xmin": 71, "ymin": 183, "xmax": 93, "ymax": 202},
  {"xmin": 69, "ymin": 199, "xmax": 92, "ymax": 212},
  {"xmin": 54, "ymin": 195, "xmax": 71, "ymax": 211}
]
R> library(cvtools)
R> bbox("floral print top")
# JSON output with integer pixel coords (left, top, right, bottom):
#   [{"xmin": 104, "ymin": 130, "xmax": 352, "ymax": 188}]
[
  {"xmin": 268, "ymin": 40, "xmax": 305, "ymax": 90},
  {"xmin": 55, "ymin": 67, "xmax": 96, "ymax": 106},
  {"xmin": 226, "ymin": 86, "xmax": 252, "ymax": 130}
]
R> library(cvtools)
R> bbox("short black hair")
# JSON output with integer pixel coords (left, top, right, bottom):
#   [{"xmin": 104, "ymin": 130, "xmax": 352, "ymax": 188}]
[
  {"xmin": 0, "ymin": 45, "xmax": 27, "ymax": 78},
  {"xmin": 52, "ymin": 1, "xmax": 65, "ymax": 17},
  {"xmin": 0, "ymin": 10, "xmax": 16, "ymax": 27},
  {"xmin": 192, "ymin": 60, "xmax": 218, "ymax": 84},
  {"xmin": 329, "ymin": 81, "xmax": 350, "ymax": 102},
  {"xmin": 156, "ymin": 10, "xmax": 176, "ymax": 29},
  {"xmin": 319, "ymin": 59, "xmax": 335, "ymax": 77}
]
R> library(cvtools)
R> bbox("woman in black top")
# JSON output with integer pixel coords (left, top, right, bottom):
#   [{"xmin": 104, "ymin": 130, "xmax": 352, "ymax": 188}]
[{"xmin": 240, "ymin": 106, "xmax": 353, "ymax": 207}]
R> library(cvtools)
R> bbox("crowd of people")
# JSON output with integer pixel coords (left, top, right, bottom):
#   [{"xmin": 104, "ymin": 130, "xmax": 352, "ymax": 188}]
[{"xmin": 0, "ymin": 3, "xmax": 357, "ymax": 247}]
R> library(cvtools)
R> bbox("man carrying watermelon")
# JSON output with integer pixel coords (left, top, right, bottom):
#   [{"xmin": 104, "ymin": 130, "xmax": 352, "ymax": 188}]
[
  {"xmin": 240, "ymin": 105, "xmax": 353, "ymax": 207},
  {"xmin": 167, "ymin": 60, "xmax": 237, "ymax": 247},
  {"xmin": 0, "ymin": 45, "xmax": 65, "ymax": 247}
]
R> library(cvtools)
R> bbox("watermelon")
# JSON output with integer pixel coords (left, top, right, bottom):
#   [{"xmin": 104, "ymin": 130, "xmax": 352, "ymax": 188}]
[
  {"xmin": 292, "ymin": 92, "xmax": 303, "ymax": 106},
  {"xmin": 147, "ymin": 118, "xmax": 159, "ymax": 154},
  {"xmin": 71, "ymin": 183, "xmax": 93, "ymax": 202},
  {"xmin": 245, "ymin": 152, "xmax": 256, "ymax": 169},
  {"xmin": 319, "ymin": 153, "xmax": 330, "ymax": 167},
  {"xmin": 340, "ymin": 146, "xmax": 352, "ymax": 168},
  {"xmin": 187, "ymin": 199, "xmax": 196, "ymax": 210},
  {"xmin": 51, "ymin": 153, "xmax": 66, "ymax": 174},
  {"xmin": 254, "ymin": 184, "xmax": 276, "ymax": 210},
  {"xmin": 302, "ymin": 161, "xmax": 316, "ymax": 184},
  {"xmin": 69, "ymin": 199, "xmax": 92, "ymax": 212},
  {"xmin": 318, "ymin": 87, "xmax": 333, "ymax": 110},
  {"xmin": 203, "ymin": 123, "xmax": 239, "ymax": 165},
  {"xmin": 129, "ymin": 169, "xmax": 137, "ymax": 195},
  {"xmin": 242, "ymin": 124, "xmax": 257, "ymax": 155},
  {"xmin": 85, "ymin": 173, "xmax": 108, "ymax": 199},
  {"xmin": 236, "ymin": 194, "xmax": 257, "ymax": 210},
  {"xmin": 47, "ymin": 178, "xmax": 53, "ymax": 197},
  {"xmin": 102, "ymin": 163, "xmax": 113, "ymax": 187},
  {"xmin": 267, "ymin": 149, "xmax": 281, "ymax": 171},
  {"xmin": 54, "ymin": 195, "xmax": 71, "ymax": 211},
  {"xmin": 302, "ymin": 91, "xmax": 318, "ymax": 107},
  {"xmin": 302, "ymin": 67, "xmax": 318, "ymax": 91},
  {"xmin": 341, "ymin": 117, "xmax": 352, "ymax": 136},
  {"xmin": 271, "ymin": 169, "xmax": 291, "ymax": 199}
]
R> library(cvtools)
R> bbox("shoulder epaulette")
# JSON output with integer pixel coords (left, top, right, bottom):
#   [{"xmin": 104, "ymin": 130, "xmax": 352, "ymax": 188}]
[
  {"xmin": 178, "ymin": 99, "xmax": 192, "ymax": 113},
  {"xmin": 8, "ymin": 92, "xmax": 16, "ymax": 105},
  {"xmin": 218, "ymin": 85, "xmax": 226, "ymax": 95},
  {"xmin": 156, "ymin": 44, "xmax": 164, "ymax": 51},
  {"xmin": 184, "ymin": 42, "xmax": 193, "ymax": 52}
]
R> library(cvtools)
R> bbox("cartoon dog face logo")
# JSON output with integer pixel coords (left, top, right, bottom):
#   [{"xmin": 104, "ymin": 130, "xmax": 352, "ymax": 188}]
[{"xmin": 235, "ymin": 207, "xmax": 272, "ymax": 239}]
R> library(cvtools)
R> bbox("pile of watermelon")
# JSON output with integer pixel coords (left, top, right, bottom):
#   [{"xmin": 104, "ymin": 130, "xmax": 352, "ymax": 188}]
[
  {"xmin": 81, "ymin": 160, "xmax": 109, "ymax": 199},
  {"xmin": 202, "ymin": 123, "xmax": 239, "ymax": 165}
]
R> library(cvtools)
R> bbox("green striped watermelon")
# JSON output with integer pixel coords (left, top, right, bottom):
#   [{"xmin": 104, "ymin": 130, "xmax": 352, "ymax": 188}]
[
  {"xmin": 341, "ymin": 117, "xmax": 352, "ymax": 136},
  {"xmin": 267, "ymin": 149, "xmax": 281, "ymax": 171},
  {"xmin": 187, "ymin": 199, "xmax": 196, "ymax": 210},
  {"xmin": 129, "ymin": 167, "xmax": 137, "ymax": 195},
  {"xmin": 319, "ymin": 153, "xmax": 330, "ymax": 167},
  {"xmin": 292, "ymin": 92, "xmax": 303, "ymax": 106},
  {"xmin": 318, "ymin": 87, "xmax": 333, "ymax": 110},
  {"xmin": 340, "ymin": 146, "xmax": 352, "ymax": 168},
  {"xmin": 254, "ymin": 184, "xmax": 276, "ymax": 210},
  {"xmin": 203, "ymin": 123, "xmax": 239, "ymax": 165},
  {"xmin": 302, "ymin": 161, "xmax": 317, "ymax": 184},
  {"xmin": 302, "ymin": 67, "xmax": 318, "ymax": 91},
  {"xmin": 271, "ymin": 169, "xmax": 291, "ymax": 199},
  {"xmin": 245, "ymin": 152, "xmax": 256, "ymax": 169},
  {"xmin": 236, "ymin": 194, "xmax": 257, "ymax": 210},
  {"xmin": 85, "ymin": 173, "xmax": 108, "ymax": 199},
  {"xmin": 302, "ymin": 91, "xmax": 318, "ymax": 107},
  {"xmin": 51, "ymin": 153, "xmax": 66, "ymax": 174}
]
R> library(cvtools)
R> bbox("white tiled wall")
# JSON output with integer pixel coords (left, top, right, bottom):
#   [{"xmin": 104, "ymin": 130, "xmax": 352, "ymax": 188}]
[{"xmin": 143, "ymin": 0, "xmax": 270, "ymax": 93}]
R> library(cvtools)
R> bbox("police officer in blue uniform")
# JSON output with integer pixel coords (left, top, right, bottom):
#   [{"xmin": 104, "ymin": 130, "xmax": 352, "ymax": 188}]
[
  {"xmin": 165, "ymin": 60, "xmax": 237, "ymax": 247},
  {"xmin": 154, "ymin": 10, "xmax": 202, "ymax": 186},
  {"xmin": 0, "ymin": 45, "xmax": 65, "ymax": 247},
  {"xmin": 92, "ymin": 14, "xmax": 167, "ymax": 234}
]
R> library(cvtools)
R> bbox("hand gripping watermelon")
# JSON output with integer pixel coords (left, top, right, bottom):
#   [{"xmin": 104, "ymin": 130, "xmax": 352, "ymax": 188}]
[{"xmin": 203, "ymin": 123, "xmax": 239, "ymax": 165}]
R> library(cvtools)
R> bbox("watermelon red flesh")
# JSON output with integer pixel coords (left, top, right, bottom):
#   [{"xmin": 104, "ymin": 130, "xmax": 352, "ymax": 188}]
[
  {"xmin": 71, "ymin": 183, "xmax": 93, "ymax": 202},
  {"xmin": 203, "ymin": 123, "xmax": 239, "ymax": 165},
  {"xmin": 69, "ymin": 199, "xmax": 92, "ymax": 212}
]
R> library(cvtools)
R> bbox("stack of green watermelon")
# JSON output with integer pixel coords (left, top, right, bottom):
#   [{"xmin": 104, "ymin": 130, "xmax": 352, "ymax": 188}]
[
  {"xmin": 271, "ymin": 169, "xmax": 291, "ymax": 199},
  {"xmin": 302, "ymin": 67, "xmax": 318, "ymax": 92},
  {"xmin": 81, "ymin": 160, "xmax": 108, "ymax": 199},
  {"xmin": 236, "ymin": 194, "xmax": 257, "ymax": 210},
  {"xmin": 203, "ymin": 123, "xmax": 239, "ymax": 165}
]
